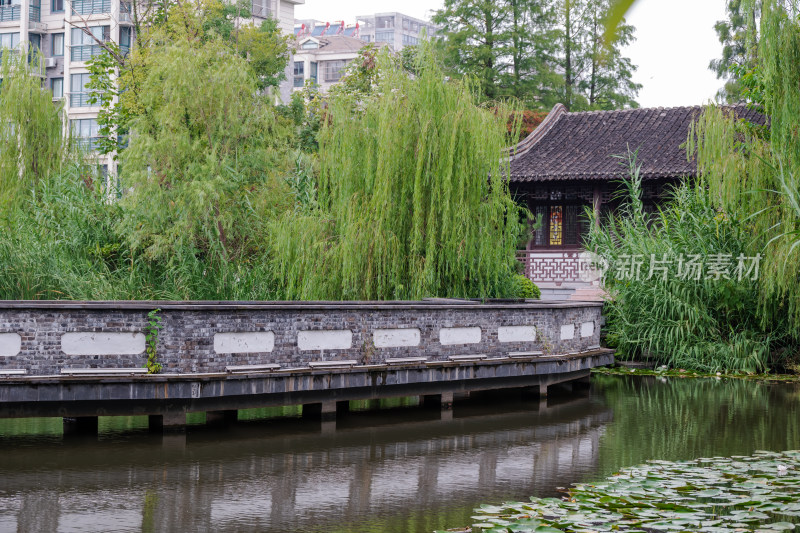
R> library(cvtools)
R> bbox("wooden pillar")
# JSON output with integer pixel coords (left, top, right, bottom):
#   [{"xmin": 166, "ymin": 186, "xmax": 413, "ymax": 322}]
[
  {"xmin": 149, "ymin": 410, "xmax": 186, "ymax": 432},
  {"xmin": 593, "ymin": 184, "xmax": 603, "ymax": 227},
  {"xmin": 303, "ymin": 401, "xmax": 338, "ymax": 421}
]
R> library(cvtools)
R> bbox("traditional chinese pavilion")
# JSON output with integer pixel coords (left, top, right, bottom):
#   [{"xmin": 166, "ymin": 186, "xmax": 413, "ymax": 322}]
[{"xmin": 509, "ymin": 103, "xmax": 762, "ymax": 300}]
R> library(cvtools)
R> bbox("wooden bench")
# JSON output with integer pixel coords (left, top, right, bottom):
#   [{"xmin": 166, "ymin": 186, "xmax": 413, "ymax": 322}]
[
  {"xmin": 448, "ymin": 354, "xmax": 487, "ymax": 362},
  {"xmin": 385, "ymin": 357, "xmax": 428, "ymax": 365},
  {"xmin": 508, "ymin": 351, "xmax": 544, "ymax": 358},
  {"xmin": 61, "ymin": 368, "xmax": 149, "ymax": 376},
  {"xmin": 0, "ymin": 369, "xmax": 27, "ymax": 376},
  {"xmin": 225, "ymin": 364, "xmax": 280, "ymax": 374},
  {"xmin": 308, "ymin": 360, "xmax": 358, "ymax": 369}
]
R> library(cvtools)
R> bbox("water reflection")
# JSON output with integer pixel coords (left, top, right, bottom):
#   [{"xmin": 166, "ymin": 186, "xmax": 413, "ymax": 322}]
[
  {"xmin": 0, "ymin": 391, "xmax": 610, "ymax": 533},
  {"xmin": 3, "ymin": 377, "xmax": 798, "ymax": 533}
]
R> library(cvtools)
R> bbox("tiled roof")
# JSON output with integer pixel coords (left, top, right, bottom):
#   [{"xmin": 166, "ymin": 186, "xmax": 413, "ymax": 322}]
[
  {"xmin": 509, "ymin": 103, "xmax": 765, "ymax": 182},
  {"xmin": 297, "ymin": 35, "xmax": 378, "ymax": 54}
]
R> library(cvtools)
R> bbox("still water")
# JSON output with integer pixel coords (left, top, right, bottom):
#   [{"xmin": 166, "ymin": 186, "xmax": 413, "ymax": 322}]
[{"xmin": 0, "ymin": 375, "xmax": 798, "ymax": 532}]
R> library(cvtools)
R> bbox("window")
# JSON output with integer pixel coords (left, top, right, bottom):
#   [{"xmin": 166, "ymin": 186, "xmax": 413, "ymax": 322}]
[
  {"xmin": 52, "ymin": 32, "xmax": 63, "ymax": 56},
  {"xmin": 250, "ymin": 0, "xmax": 269, "ymax": 18},
  {"xmin": 0, "ymin": 0, "xmax": 20, "ymax": 22},
  {"xmin": 70, "ymin": 26, "xmax": 108, "ymax": 61},
  {"xmin": 51, "ymin": 77, "xmax": 63, "ymax": 98},
  {"xmin": 70, "ymin": 72, "xmax": 93, "ymax": 106},
  {"xmin": 310, "ymin": 61, "xmax": 317, "ymax": 84},
  {"xmin": 29, "ymin": 0, "xmax": 39, "ymax": 21},
  {"xmin": 323, "ymin": 59, "xmax": 347, "ymax": 83},
  {"xmin": 0, "ymin": 32, "xmax": 20, "ymax": 50},
  {"xmin": 301, "ymin": 40, "xmax": 318, "ymax": 49},
  {"xmin": 362, "ymin": 34, "xmax": 371, "ymax": 43},
  {"xmin": 28, "ymin": 34, "xmax": 40, "ymax": 51},
  {"xmin": 71, "ymin": 118, "xmax": 100, "ymax": 150},
  {"xmin": 375, "ymin": 31, "xmax": 394, "ymax": 43},
  {"xmin": 376, "ymin": 16, "xmax": 393, "ymax": 28},
  {"xmin": 51, "ymin": 0, "xmax": 62, "ymax": 12},
  {"xmin": 70, "ymin": 0, "xmax": 110, "ymax": 15},
  {"xmin": 119, "ymin": 26, "xmax": 131, "ymax": 55},
  {"xmin": 531, "ymin": 203, "xmax": 588, "ymax": 248},
  {"xmin": 293, "ymin": 61, "xmax": 304, "ymax": 87},
  {"xmin": 402, "ymin": 34, "xmax": 418, "ymax": 46}
]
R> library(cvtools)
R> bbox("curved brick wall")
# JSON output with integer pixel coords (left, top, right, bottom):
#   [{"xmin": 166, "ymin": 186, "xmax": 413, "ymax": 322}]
[{"xmin": 0, "ymin": 300, "xmax": 604, "ymax": 376}]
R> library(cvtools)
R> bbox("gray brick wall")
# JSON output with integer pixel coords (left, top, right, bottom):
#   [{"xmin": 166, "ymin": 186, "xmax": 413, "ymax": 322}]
[{"xmin": 0, "ymin": 301, "xmax": 604, "ymax": 375}]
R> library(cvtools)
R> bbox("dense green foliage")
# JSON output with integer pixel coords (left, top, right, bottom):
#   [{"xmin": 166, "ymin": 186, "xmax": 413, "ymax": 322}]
[
  {"xmin": 0, "ymin": 15, "xmax": 532, "ymax": 301},
  {"xmin": 0, "ymin": 51, "xmax": 72, "ymax": 212},
  {"xmin": 432, "ymin": 0, "xmax": 641, "ymax": 109},
  {"xmin": 692, "ymin": 0, "xmax": 800, "ymax": 332},
  {"xmin": 270, "ymin": 44, "xmax": 528, "ymax": 300},
  {"xmin": 586, "ymin": 163, "xmax": 794, "ymax": 372},
  {"xmin": 710, "ymin": 0, "xmax": 760, "ymax": 103},
  {"xmin": 587, "ymin": 0, "xmax": 800, "ymax": 373}
]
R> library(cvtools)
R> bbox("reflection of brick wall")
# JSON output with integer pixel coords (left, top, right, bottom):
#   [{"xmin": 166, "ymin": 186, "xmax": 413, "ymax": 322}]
[{"xmin": 519, "ymin": 251, "xmax": 582, "ymax": 284}]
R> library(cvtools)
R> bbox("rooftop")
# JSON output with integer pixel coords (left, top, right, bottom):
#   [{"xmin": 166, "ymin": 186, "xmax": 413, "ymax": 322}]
[
  {"xmin": 509, "ymin": 103, "xmax": 765, "ymax": 182},
  {"xmin": 296, "ymin": 35, "xmax": 373, "ymax": 54}
]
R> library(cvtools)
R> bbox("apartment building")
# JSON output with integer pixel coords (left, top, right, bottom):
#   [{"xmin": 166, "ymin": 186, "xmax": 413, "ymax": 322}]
[
  {"xmin": 0, "ymin": 0, "xmax": 302, "ymax": 173},
  {"xmin": 357, "ymin": 12, "xmax": 438, "ymax": 51},
  {"xmin": 292, "ymin": 34, "xmax": 381, "ymax": 94}
]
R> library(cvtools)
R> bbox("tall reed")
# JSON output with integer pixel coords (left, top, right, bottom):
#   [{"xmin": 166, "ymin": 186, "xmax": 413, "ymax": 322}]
[{"xmin": 587, "ymin": 155, "xmax": 796, "ymax": 372}]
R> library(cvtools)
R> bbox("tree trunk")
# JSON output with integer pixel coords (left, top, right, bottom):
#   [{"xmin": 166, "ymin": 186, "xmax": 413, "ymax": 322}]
[
  {"xmin": 564, "ymin": 0, "xmax": 572, "ymax": 110},
  {"xmin": 589, "ymin": 4, "xmax": 598, "ymax": 106}
]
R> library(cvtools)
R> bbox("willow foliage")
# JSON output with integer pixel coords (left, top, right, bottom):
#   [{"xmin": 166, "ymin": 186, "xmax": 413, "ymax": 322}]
[
  {"xmin": 0, "ymin": 50, "xmax": 70, "ymax": 213},
  {"xmin": 689, "ymin": 0, "xmax": 800, "ymax": 330},
  {"xmin": 118, "ymin": 37, "xmax": 293, "ymax": 270},
  {"xmin": 270, "ymin": 44, "xmax": 526, "ymax": 300}
]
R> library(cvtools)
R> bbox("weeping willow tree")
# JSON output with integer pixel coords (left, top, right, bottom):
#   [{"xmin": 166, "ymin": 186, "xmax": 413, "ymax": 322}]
[
  {"xmin": 270, "ymin": 43, "xmax": 527, "ymax": 300},
  {"xmin": 688, "ymin": 0, "xmax": 800, "ymax": 332},
  {"xmin": 0, "ymin": 48, "xmax": 70, "ymax": 213}
]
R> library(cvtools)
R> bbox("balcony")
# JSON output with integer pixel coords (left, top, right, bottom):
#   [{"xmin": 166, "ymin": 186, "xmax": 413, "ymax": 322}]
[
  {"xmin": 69, "ymin": 91, "xmax": 96, "ymax": 107},
  {"xmin": 69, "ymin": 0, "xmax": 110, "ymax": 15},
  {"xmin": 119, "ymin": 1, "xmax": 131, "ymax": 24},
  {"xmin": 74, "ymin": 136, "xmax": 102, "ymax": 151},
  {"xmin": 71, "ymin": 43, "xmax": 102, "ymax": 62},
  {"xmin": 0, "ymin": 4, "xmax": 20, "ymax": 21}
]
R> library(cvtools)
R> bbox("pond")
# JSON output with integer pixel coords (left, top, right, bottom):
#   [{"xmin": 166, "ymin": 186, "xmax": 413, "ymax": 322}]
[{"xmin": 0, "ymin": 375, "xmax": 798, "ymax": 532}]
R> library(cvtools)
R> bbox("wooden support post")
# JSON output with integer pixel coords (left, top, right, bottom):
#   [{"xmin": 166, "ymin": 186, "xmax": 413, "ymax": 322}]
[
  {"xmin": 149, "ymin": 410, "xmax": 186, "ymax": 432},
  {"xmin": 593, "ymin": 184, "xmax": 603, "ymax": 227},
  {"xmin": 440, "ymin": 391, "xmax": 454, "ymax": 410},
  {"xmin": 303, "ymin": 401, "xmax": 338, "ymax": 421},
  {"xmin": 538, "ymin": 383, "xmax": 548, "ymax": 398}
]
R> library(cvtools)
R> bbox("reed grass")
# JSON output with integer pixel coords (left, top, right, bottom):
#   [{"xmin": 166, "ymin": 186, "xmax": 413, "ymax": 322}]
[{"xmin": 587, "ymin": 154, "xmax": 797, "ymax": 373}]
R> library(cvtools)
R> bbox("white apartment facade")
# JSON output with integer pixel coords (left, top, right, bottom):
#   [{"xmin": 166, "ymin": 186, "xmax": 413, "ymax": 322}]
[
  {"xmin": 0, "ymin": 0, "xmax": 302, "ymax": 174},
  {"xmin": 292, "ymin": 34, "xmax": 379, "ymax": 93},
  {"xmin": 357, "ymin": 12, "xmax": 438, "ymax": 51}
]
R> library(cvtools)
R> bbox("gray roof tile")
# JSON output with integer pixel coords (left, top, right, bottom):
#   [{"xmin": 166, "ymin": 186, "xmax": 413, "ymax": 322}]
[{"xmin": 509, "ymin": 103, "xmax": 765, "ymax": 182}]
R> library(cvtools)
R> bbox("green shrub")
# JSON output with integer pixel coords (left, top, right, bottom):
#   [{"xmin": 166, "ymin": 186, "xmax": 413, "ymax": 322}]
[
  {"xmin": 511, "ymin": 274, "xmax": 541, "ymax": 300},
  {"xmin": 586, "ymin": 153, "xmax": 798, "ymax": 373}
]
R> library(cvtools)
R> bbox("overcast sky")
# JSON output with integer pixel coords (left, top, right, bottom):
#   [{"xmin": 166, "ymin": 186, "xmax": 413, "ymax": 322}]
[{"xmin": 295, "ymin": 0, "xmax": 729, "ymax": 108}]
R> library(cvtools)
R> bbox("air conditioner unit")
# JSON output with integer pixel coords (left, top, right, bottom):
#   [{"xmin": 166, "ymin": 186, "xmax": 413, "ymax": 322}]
[{"xmin": 45, "ymin": 57, "xmax": 57, "ymax": 68}]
